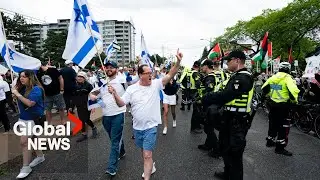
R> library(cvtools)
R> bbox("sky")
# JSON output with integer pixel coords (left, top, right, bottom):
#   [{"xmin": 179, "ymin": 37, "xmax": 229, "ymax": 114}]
[{"xmin": 1, "ymin": 0, "xmax": 292, "ymax": 67}]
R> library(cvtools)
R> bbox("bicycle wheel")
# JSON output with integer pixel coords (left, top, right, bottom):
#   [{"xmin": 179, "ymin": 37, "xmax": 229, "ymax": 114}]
[
  {"xmin": 314, "ymin": 115, "xmax": 320, "ymax": 139},
  {"xmin": 296, "ymin": 112, "xmax": 313, "ymax": 133}
]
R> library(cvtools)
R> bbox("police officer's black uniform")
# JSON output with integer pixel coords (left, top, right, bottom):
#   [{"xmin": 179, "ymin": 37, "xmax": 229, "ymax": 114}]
[
  {"xmin": 197, "ymin": 60, "xmax": 220, "ymax": 157},
  {"xmin": 202, "ymin": 51, "xmax": 254, "ymax": 180},
  {"xmin": 188, "ymin": 62, "xmax": 202, "ymax": 133}
]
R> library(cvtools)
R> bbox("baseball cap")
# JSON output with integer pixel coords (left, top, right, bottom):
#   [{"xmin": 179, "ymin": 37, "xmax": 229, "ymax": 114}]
[
  {"xmin": 222, "ymin": 50, "xmax": 246, "ymax": 61},
  {"xmin": 193, "ymin": 61, "xmax": 201, "ymax": 67},
  {"xmin": 104, "ymin": 61, "xmax": 118, "ymax": 68},
  {"xmin": 201, "ymin": 60, "xmax": 214, "ymax": 68}
]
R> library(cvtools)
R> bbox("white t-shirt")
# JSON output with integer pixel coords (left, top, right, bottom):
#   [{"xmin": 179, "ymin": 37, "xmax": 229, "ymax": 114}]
[
  {"xmin": 100, "ymin": 77, "xmax": 126, "ymax": 116},
  {"xmin": 2, "ymin": 80, "xmax": 10, "ymax": 92},
  {"xmin": 0, "ymin": 81, "xmax": 7, "ymax": 101},
  {"xmin": 117, "ymin": 72, "xmax": 126, "ymax": 84},
  {"xmin": 121, "ymin": 79, "xmax": 164, "ymax": 130}
]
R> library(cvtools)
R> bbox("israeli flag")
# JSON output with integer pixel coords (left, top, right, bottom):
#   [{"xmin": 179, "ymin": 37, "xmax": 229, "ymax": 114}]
[
  {"xmin": 104, "ymin": 37, "xmax": 120, "ymax": 64},
  {"xmin": 62, "ymin": 0, "xmax": 103, "ymax": 68},
  {"xmin": 140, "ymin": 33, "xmax": 154, "ymax": 70},
  {"xmin": 0, "ymin": 16, "xmax": 41, "ymax": 72},
  {"xmin": 87, "ymin": 76, "xmax": 108, "ymax": 110}
]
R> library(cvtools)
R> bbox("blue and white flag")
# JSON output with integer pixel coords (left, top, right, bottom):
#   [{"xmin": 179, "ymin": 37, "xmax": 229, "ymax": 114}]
[
  {"xmin": 62, "ymin": 0, "xmax": 103, "ymax": 68},
  {"xmin": 140, "ymin": 33, "xmax": 154, "ymax": 70},
  {"xmin": 165, "ymin": 59, "xmax": 172, "ymax": 69},
  {"xmin": 104, "ymin": 37, "xmax": 120, "ymax": 64},
  {"xmin": 87, "ymin": 75, "xmax": 108, "ymax": 110},
  {"xmin": 0, "ymin": 16, "xmax": 41, "ymax": 72}
]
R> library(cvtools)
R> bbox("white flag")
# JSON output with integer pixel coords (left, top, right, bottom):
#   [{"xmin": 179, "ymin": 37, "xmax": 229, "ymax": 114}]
[{"xmin": 62, "ymin": 0, "xmax": 103, "ymax": 68}]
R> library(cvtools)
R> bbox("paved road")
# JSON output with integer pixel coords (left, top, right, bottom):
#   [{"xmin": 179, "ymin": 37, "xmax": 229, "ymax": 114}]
[{"xmin": 1, "ymin": 107, "xmax": 320, "ymax": 180}]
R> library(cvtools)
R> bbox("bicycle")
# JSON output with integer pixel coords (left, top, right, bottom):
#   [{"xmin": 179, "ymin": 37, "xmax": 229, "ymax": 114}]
[{"xmin": 295, "ymin": 102, "xmax": 320, "ymax": 137}]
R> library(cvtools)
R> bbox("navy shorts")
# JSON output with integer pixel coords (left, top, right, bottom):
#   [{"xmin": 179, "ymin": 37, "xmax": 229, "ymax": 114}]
[{"xmin": 133, "ymin": 127, "xmax": 157, "ymax": 151}]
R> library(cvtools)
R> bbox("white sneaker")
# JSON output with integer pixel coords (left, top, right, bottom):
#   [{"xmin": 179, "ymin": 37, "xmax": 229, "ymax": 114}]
[
  {"xmin": 16, "ymin": 166, "xmax": 32, "ymax": 179},
  {"xmin": 162, "ymin": 127, "xmax": 167, "ymax": 135},
  {"xmin": 173, "ymin": 120, "xmax": 177, "ymax": 128},
  {"xmin": 142, "ymin": 162, "xmax": 156, "ymax": 178},
  {"xmin": 29, "ymin": 155, "xmax": 45, "ymax": 168}
]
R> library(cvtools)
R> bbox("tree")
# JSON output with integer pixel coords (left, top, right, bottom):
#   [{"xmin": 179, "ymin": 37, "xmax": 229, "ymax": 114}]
[
  {"xmin": 150, "ymin": 54, "xmax": 166, "ymax": 65},
  {"xmin": 42, "ymin": 30, "xmax": 67, "ymax": 66},
  {"xmin": 91, "ymin": 53, "xmax": 106, "ymax": 68},
  {"xmin": 2, "ymin": 13, "xmax": 38, "ymax": 57},
  {"xmin": 213, "ymin": 0, "xmax": 320, "ymax": 67}
]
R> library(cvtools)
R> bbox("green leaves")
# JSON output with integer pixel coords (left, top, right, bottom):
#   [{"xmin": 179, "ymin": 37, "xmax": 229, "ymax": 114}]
[
  {"xmin": 212, "ymin": 0, "xmax": 320, "ymax": 68},
  {"xmin": 42, "ymin": 30, "xmax": 68, "ymax": 66}
]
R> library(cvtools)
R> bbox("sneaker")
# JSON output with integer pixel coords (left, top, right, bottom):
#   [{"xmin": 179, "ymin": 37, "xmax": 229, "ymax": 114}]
[
  {"xmin": 173, "ymin": 120, "xmax": 176, "ymax": 128},
  {"xmin": 76, "ymin": 134, "xmax": 88, "ymax": 142},
  {"xmin": 16, "ymin": 166, "xmax": 32, "ymax": 179},
  {"xmin": 275, "ymin": 149, "xmax": 293, "ymax": 156},
  {"xmin": 91, "ymin": 127, "xmax": 98, "ymax": 139},
  {"xmin": 0, "ymin": 124, "xmax": 4, "ymax": 129},
  {"xmin": 142, "ymin": 162, "xmax": 156, "ymax": 178},
  {"xmin": 118, "ymin": 152, "xmax": 126, "ymax": 160},
  {"xmin": 29, "ymin": 155, "xmax": 45, "ymax": 168},
  {"xmin": 162, "ymin": 127, "xmax": 167, "ymax": 135},
  {"xmin": 105, "ymin": 170, "xmax": 116, "ymax": 176}
]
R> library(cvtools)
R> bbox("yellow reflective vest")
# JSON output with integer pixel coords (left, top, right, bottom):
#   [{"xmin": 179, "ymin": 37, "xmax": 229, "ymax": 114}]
[{"xmin": 262, "ymin": 72, "xmax": 300, "ymax": 103}]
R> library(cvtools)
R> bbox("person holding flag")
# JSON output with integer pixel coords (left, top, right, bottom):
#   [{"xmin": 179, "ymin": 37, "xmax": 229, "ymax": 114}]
[{"xmin": 108, "ymin": 49, "xmax": 183, "ymax": 180}]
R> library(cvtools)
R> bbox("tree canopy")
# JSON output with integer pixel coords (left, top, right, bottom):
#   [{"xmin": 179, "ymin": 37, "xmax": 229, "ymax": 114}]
[{"xmin": 213, "ymin": 0, "xmax": 320, "ymax": 64}]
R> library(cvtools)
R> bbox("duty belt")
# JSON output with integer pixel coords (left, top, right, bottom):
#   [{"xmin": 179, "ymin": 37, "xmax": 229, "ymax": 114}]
[{"xmin": 224, "ymin": 107, "xmax": 247, "ymax": 112}]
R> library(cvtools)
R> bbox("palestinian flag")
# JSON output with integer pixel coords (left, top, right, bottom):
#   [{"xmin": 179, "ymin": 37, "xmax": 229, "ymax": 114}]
[
  {"xmin": 288, "ymin": 46, "xmax": 293, "ymax": 63},
  {"xmin": 261, "ymin": 42, "xmax": 272, "ymax": 69},
  {"xmin": 208, "ymin": 43, "xmax": 221, "ymax": 61},
  {"xmin": 252, "ymin": 32, "xmax": 269, "ymax": 63}
]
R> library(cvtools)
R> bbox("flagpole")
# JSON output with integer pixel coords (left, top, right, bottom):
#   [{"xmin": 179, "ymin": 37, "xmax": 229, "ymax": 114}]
[
  {"xmin": 0, "ymin": 11, "xmax": 14, "ymax": 84},
  {"xmin": 87, "ymin": 25, "xmax": 108, "ymax": 82}
]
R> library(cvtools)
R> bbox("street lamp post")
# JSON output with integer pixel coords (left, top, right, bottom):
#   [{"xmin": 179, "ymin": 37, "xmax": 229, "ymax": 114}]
[{"xmin": 200, "ymin": 38, "xmax": 213, "ymax": 48}]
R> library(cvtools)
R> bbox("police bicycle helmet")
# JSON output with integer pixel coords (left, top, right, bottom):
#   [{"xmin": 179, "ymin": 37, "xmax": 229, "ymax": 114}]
[{"xmin": 279, "ymin": 62, "xmax": 291, "ymax": 73}]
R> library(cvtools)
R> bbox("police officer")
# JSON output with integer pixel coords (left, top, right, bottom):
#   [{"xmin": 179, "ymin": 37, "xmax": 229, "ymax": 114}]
[
  {"xmin": 212, "ymin": 59, "xmax": 228, "ymax": 91},
  {"xmin": 197, "ymin": 60, "xmax": 221, "ymax": 157},
  {"xmin": 179, "ymin": 63, "xmax": 200, "ymax": 111},
  {"xmin": 202, "ymin": 50, "xmax": 255, "ymax": 180},
  {"xmin": 262, "ymin": 62, "xmax": 299, "ymax": 156},
  {"xmin": 187, "ymin": 61, "xmax": 202, "ymax": 133}
]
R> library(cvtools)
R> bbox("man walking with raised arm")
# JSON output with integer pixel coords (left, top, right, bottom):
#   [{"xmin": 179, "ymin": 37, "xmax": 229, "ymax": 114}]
[{"xmin": 108, "ymin": 49, "xmax": 183, "ymax": 180}]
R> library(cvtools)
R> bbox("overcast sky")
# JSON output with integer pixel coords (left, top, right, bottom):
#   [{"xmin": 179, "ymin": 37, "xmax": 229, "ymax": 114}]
[{"xmin": 1, "ymin": 0, "xmax": 292, "ymax": 67}]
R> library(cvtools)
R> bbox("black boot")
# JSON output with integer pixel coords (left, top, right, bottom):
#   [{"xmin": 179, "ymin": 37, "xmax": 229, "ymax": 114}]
[
  {"xmin": 208, "ymin": 148, "xmax": 220, "ymax": 158},
  {"xmin": 275, "ymin": 143, "xmax": 293, "ymax": 156},
  {"xmin": 266, "ymin": 137, "xmax": 276, "ymax": 147},
  {"xmin": 180, "ymin": 105, "xmax": 185, "ymax": 111},
  {"xmin": 214, "ymin": 171, "xmax": 226, "ymax": 179},
  {"xmin": 198, "ymin": 144, "xmax": 211, "ymax": 151},
  {"xmin": 187, "ymin": 104, "xmax": 191, "ymax": 111}
]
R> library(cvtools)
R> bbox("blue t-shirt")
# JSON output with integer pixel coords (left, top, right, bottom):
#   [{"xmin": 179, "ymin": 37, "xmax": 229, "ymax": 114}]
[{"xmin": 18, "ymin": 86, "xmax": 45, "ymax": 120}]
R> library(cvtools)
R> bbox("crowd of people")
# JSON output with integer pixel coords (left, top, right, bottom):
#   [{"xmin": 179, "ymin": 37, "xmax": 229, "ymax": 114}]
[{"xmin": 0, "ymin": 48, "xmax": 320, "ymax": 180}]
